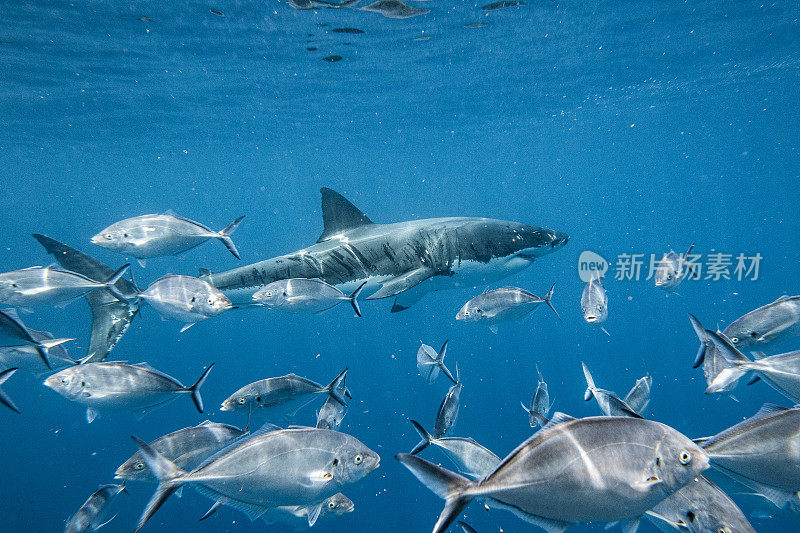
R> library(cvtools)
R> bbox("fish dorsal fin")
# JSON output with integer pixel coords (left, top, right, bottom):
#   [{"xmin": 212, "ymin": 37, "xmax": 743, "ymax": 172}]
[
  {"xmin": 162, "ymin": 209, "xmax": 178, "ymax": 216},
  {"xmin": 751, "ymin": 402, "xmax": 788, "ymax": 419},
  {"xmin": 540, "ymin": 412, "xmax": 575, "ymax": 432},
  {"xmin": 317, "ymin": 188, "xmax": 374, "ymax": 242},
  {"xmin": 773, "ymin": 294, "xmax": 791, "ymax": 303}
]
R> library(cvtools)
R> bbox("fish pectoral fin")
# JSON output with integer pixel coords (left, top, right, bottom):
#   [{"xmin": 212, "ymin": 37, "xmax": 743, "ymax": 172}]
[
  {"xmin": 633, "ymin": 475, "xmax": 663, "ymax": 490},
  {"xmin": 86, "ymin": 407, "xmax": 99, "ymax": 424},
  {"xmin": 617, "ymin": 517, "xmax": 641, "ymax": 533},
  {"xmin": 137, "ymin": 258, "xmax": 147, "ymax": 268},
  {"xmin": 366, "ymin": 267, "xmax": 435, "ymax": 300},
  {"xmin": 175, "ymin": 486, "xmax": 183, "ymax": 498},
  {"xmin": 179, "ymin": 323, "xmax": 196, "ymax": 333},
  {"xmin": 91, "ymin": 512, "xmax": 118, "ymax": 531},
  {"xmin": 306, "ymin": 501, "xmax": 324, "ymax": 527},
  {"xmin": 307, "ymin": 469, "xmax": 334, "ymax": 486},
  {"xmin": 488, "ymin": 325, "xmax": 499, "ymax": 334},
  {"xmin": 644, "ymin": 510, "xmax": 686, "ymax": 531}
]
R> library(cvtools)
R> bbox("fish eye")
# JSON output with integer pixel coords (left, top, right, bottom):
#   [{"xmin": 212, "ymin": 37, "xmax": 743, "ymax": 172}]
[
  {"xmin": 80, "ymin": 381, "xmax": 85, "ymax": 387},
  {"xmin": 11, "ymin": 283, "xmax": 17, "ymax": 288},
  {"xmin": 237, "ymin": 397, "xmax": 246, "ymax": 405},
  {"xmin": 354, "ymin": 454, "xmax": 363, "ymax": 465},
  {"xmin": 666, "ymin": 274, "xmax": 672, "ymax": 280},
  {"xmin": 190, "ymin": 296, "xmax": 196, "ymax": 303},
  {"xmin": 123, "ymin": 233, "xmax": 129, "ymax": 238},
  {"xmin": 717, "ymin": 527, "xmax": 730, "ymax": 533},
  {"xmin": 679, "ymin": 451, "xmax": 692, "ymax": 465},
  {"xmin": 463, "ymin": 310, "xmax": 470, "ymax": 316},
  {"xmin": 134, "ymin": 462, "xmax": 144, "ymax": 470},
  {"xmin": 750, "ymin": 332, "xmax": 759, "ymax": 338},
  {"xmin": 328, "ymin": 501, "xmax": 336, "ymax": 509},
  {"xmin": 730, "ymin": 337, "xmax": 739, "ymax": 344},
  {"xmin": 105, "ymin": 234, "xmax": 112, "ymax": 240},
  {"xmin": 207, "ymin": 298, "xmax": 214, "ymax": 304},
  {"xmin": 61, "ymin": 378, "xmax": 68, "ymax": 384},
  {"xmin": 476, "ymin": 308, "xmax": 482, "ymax": 314},
  {"xmin": 255, "ymin": 396, "xmax": 261, "ymax": 403},
  {"xmin": 686, "ymin": 510, "xmax": 696, "ymax": 522}
]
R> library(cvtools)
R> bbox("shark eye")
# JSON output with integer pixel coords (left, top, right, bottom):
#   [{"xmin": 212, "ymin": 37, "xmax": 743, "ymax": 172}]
[
  {"xmin": 354, "ymin": 455, "xmax": 363, "ymax": 465},
  {"xmin": 134, "ymin": 462, "xmax": 144, "ymax": 470},
  {"xmin": 679, "ymin": 451, "xmax": 692, "ymax": 465},
  {"xmin": 237, "ymin": 397, "xmax": 246, "ymax": 405}
]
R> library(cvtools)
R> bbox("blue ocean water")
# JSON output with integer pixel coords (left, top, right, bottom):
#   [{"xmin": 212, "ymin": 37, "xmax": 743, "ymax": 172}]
[{"xmin": 1, "ymin": 0, "xmax": 799, "ymax": 531}]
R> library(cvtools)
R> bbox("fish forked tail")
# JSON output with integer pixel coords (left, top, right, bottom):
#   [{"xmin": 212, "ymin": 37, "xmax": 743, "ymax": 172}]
[
  {"xmin": 703, "ymin": 330, "xmax": 753, "ymax": 394},
  {"xmin": 581, "ymin": 361, "xmax": 596, "ymax": 401},
  {"xmin": 0, "ymin": 368, "xmax": 20, "ymax": 413},
  {"xmin": 395, "ymin": 453, "xmax": 475, "ymax": 533},
  {"xmin": 101, "ymin": 263, "xmax": 132, "ymax": 303},
  {"xmin": 349, "ymin": 281, "xmax": 368, "ymax": 318},
  {"xmin": 184, "ymin": 363, "xmax": 214, "ymax": 413},
  {"xmin": 131, "ymin": 436, "xmax": 189, "ymax": 532},
  {"xmin": 325, "ymin": 368, "xmax": 351, "ymax": 406},
  {"xmin": 217, "ymin": 216, "xmax": 245, "ymax": 260},
  {"xmin": 409, "ymin": 419, "xmax": 434, "ymax": 455},
  {"xmin": 687, "ymin": 313, "xmax": 710, "ymax": 368},
  {"xmin": 436, "ymin": 340, "xmax": 457, "ymax": 385},
  {"xmin": 542, "ymin": 283, "xmax": 561, "ymax": 321}
]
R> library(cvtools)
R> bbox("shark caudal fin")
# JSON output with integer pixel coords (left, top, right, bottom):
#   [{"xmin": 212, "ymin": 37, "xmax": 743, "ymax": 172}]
[
  {"xmin": 396, "ymin": 453, "xmax": 474, "ymax": 533},
  {"xmin": 409, "ymin": 419, "xmax": 434, "ymax": 455},
  {"xmin": 131, "ymin": 436, "xmax": 188, "ymax": 532},
  {"xmin": 185, "ymin": 364, "xmax": 214, "ymax": 413},
  {"xmin": 32, "ymin": 234, "xmax": 139, "ymax": 363},
  {"xmin": 317, "ymin": 188, "xmax": 374, "ymax": 243},
  {"xmin": 218, "ymin": 216, "xmax": 245, "ymax": 259}
]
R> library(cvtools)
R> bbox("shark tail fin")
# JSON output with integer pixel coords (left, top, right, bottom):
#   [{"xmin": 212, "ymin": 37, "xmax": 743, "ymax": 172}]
[
  {"xmin": 349, "ymin": 281, "xmax": 367, "ymax": 318},
  {"xmin": 543, "ymin": 283, "xmax": 561, "ymax": 321},
  {"xmin": 102, "ymin": 264, "xmax": 132, "ymax": 303},
  {"xmin": 395, "ymin": 453, "xmax": 474, "ymax": 533},
  {"xmin": 185, "ymin": 363, "xmax": 214, "ymax": 413},
  {"xmin": 325, "ymin": 368, "xmax": 349, "ymax": 406},
  {"xmin": 218, "ymin": 216, "xmax": 245, "ymax": 260},
  {"xmin": 581, "ymin": 362, "xmax": 595, "ymax": 401},
  {"xmin": 409, "ymin": 419, "xmax": 434, "ymax": 455},
  {"xmin": 131, "ymin": 436, "xmax": 188, "ymax": 533}
]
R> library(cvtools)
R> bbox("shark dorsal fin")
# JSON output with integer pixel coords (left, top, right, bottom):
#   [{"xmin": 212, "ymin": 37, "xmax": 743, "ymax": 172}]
[{"xmin": 317, "ymin": 188, "xmax": 374, "ymax": 242}]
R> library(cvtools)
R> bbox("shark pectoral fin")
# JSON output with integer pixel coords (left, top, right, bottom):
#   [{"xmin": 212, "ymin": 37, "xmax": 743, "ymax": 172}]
[
  {"xmin": 391, "ymin": 278, "xmax": 433, "ymax": 312},
  {"xmin": 367, "ymin": 267, "xmax": 435, "ymax": 300}
]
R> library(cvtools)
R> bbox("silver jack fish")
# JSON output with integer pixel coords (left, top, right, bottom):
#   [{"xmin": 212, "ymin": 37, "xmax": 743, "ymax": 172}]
[
  {"xmin": 456, "ymin": 284, "xmax": 560, "ymax": 334},
  {"xmin": 65, "ymin": 483, "xmax": 127, "ymax": 533},
  {"xmin": 434, "ymin": 365, "xmax": 462, "ymax": 438},
  {"xmin": 139, "ymin": 274, "xmax": 233, "ymax": 332},
  {"xmin": 92, "ymin": 212, "xmax": 245, "ymax": 266},
  {"xmin": 201, "ymin": 188, "xmax": 568, "ymax": 313},
  {"xmin": 0, "ymin": 308, "xmax": 73, "ymax": 370},
  {"xmin": 699, "ymin": 403, "xmax": 800, "ymax": 510},
  {"xmin": 398, "ymin": 414, "xmax": 708, "ymax": 533},
  {"xmin": 44, "ymin": 361, "xmax": 214, "ymax": 423},
  {"xmin": 260, "ymin": 493, "xmax": 354, "ymax": 528},
  {"xmin": 409, "ymin": 420, "xmax": 500, "ymax": 479},
  {"xmin": 647, "ymin": 475, "xmax": 755, "ymax": 533},
  {"xmin": 252, "ymin": 278, "xmax": 366, "ymax": 317},
  {"xmin": 116, "ymin": 420, "xmax": 247, "ymax": 483},
  {"xmin": 581, "ymin": 274, "xmax": 609, "ymax": 336},
  {"xmin": 520, "ymin": 365, "xmax": 552, "ymax": 427},
  {"xmin": 723, "ymin": 295, "xmax": 800, "ymax": 349},
  {"xmin": 417, "ymin": 340, "xmax": 456, "ymax": 385},
  {"xmin": 316, "ymin": 395, "xmax": 348, "ymax": 431},
  {"xmin": 221, "ymin": 369, "xmax": 350, "ymax": 413},
  {"xmin": 581, "ymin": 362, "xmax": 643, "ymax": 418},
  {"xmin": 0, "ymin": 263, "xmax": 130, "ymax": 308},
  {"xmin": 654, "ymin": 245, "xmax": 695, "ymax": 292},
  {"xmin": 33, "ymin": 234, "xmax": 140, "ymax": 363},
  {"xmin": 131, "ymin": 426, "xmax": 379, "ymax": 531}
]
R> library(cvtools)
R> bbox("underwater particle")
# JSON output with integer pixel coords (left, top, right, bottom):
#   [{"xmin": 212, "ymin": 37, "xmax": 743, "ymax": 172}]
[
  {"xmin": 332, "ymin": 27, "xmax": 365, "ymax": 34},
  {"xmin": 209, "ymin": 8, "xmax": 224, "ymax": 16},
  {"xmin": 360, "ymin": 0, "xmax": 429, "ymax": 19},
  {"xmin": 481, "ymin": 0, "xmax": 524, "ymax": 9},
  {"xmin": 463, "ymin": 22, "xmax": 487, "ymax": 28},
  {"xmin": 307, "ymin": 46, "xmax": 319, "ymax": 51},
  {"xmin": 323, "ymin": 55, "xmax": 343, "ymax": 62}
]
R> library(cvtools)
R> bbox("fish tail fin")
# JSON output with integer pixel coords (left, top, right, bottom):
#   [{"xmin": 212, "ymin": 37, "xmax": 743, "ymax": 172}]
[
  {"xmin": 520, "ymin": 400, "xmax": 532, "ymax": 415},
  {"xmin": 687, "ymin": 314, "xmax": 708, "ymax": 368},
  {"xmin": 395, "ymin": 453, "xmax": 474, "ymax": 533},
  {"xmin": 325, "ymin": 368, "xmax": 349, "ymax": 406},
  {"xmin": 704, "ymin": 330, "xmax": 752, "ymax": 393},
  {"xmin": 543, "ymin": 283, "xmax": 562, "ymax": 321},
  {"xmin": 0, "ymin": 368, "xmax": 20, "ymax": 413},
  {"xmin": 581, "ymin": 362, "xmax": 595, "ymax": 401},
  {"xmin": 218, "ymin": 216, "xmax": 245, "ymax": 259},
  {"xmin": 102, "ymin": 263, "xmax": 132, "ymax": 303},
  {"xmin": 35, "ymin": 337, "xmax": 74, "ymax": 370},
  {"xmin": 349, "ymin": 281, "xmax": 367, "ymax": 317},
  {"xmin": 186, "ymin": 363, "xmax": 214, "ymax": 413},
  {"xmin": 409, "ymin": 419, "xmax": 434, "ymax": 454},
  {"xmin": 437, "ymin": 340, "xmax": 457, "ymax": 384},
  {"xmin": 131, "ymin": 436, "xmax": 188, "ymax": 532}
]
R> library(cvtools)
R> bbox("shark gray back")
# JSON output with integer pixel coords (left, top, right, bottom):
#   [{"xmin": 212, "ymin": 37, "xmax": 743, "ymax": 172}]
[
  {"xmin": 32, "ymin": 234, "xmax": 139, "ymax": 362},
  {"xmin": 203, "ymin": 188, "xmax": 568, "ymax": 311}
]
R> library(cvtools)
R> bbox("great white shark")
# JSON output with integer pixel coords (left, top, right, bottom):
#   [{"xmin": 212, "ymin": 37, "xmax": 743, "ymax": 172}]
[{"xmin": 202, "ymin": 188, "xmax": 569, "ymax": 312}]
